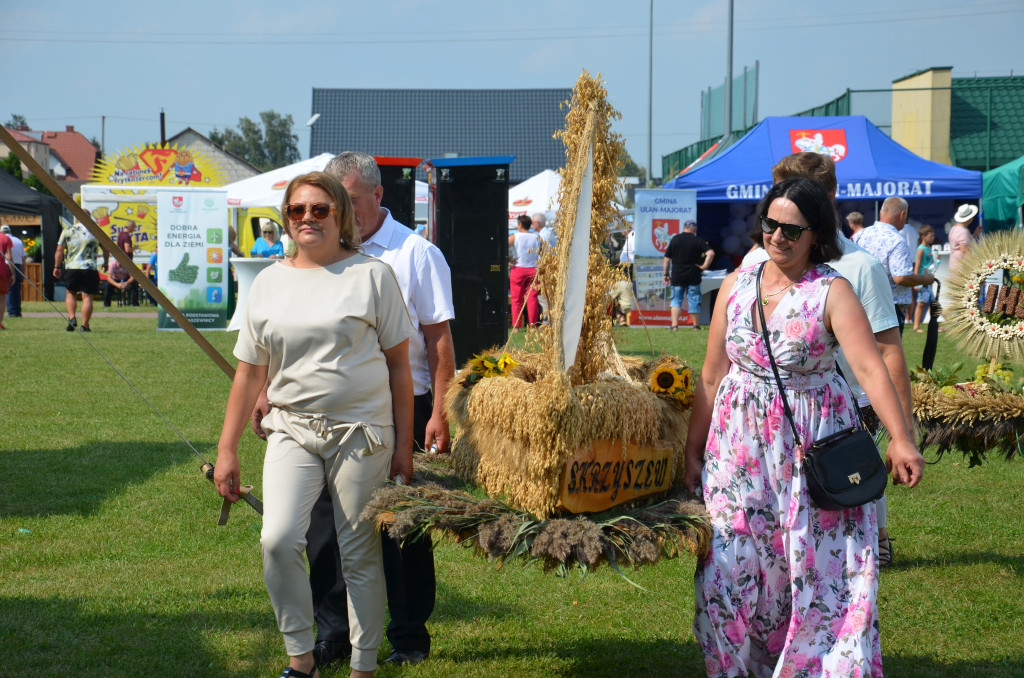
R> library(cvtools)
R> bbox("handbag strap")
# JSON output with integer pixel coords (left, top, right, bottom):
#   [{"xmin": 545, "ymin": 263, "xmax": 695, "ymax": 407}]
[
  {"xmin": 755, "ymin": 262, "xmax": 804, "ymax": 449},
  {"xmin": 754, "ymin": 263, "xmax": 865, "ymax": 450}
]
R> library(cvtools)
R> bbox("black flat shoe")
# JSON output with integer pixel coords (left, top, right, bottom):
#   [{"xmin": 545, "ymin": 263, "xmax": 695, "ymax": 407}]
[
  {"xmin": 279, "ymin": 665, "xmax": 317, "ymax": 678},
  {"xmin": 66, "ymin": 317, "xmax": 77, "ymax": 331},
  {"xmin": 312, "ymin": 639, "xmax": 351, "ymax": 667},
  {"xmin": 384, "ymin": 649, "xmax": 428, "ymax": 666}
]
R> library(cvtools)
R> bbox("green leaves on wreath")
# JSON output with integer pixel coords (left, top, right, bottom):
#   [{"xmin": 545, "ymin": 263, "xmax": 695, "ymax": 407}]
[{"xmin": 912, "ymin": 361, "xmax": 963, "ymax": 387}]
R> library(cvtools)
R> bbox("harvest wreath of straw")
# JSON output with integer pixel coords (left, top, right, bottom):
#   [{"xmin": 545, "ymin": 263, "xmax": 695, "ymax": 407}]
[{"xmin": 365, "ymin": 72, "xmax": 711, "ymax": 577}]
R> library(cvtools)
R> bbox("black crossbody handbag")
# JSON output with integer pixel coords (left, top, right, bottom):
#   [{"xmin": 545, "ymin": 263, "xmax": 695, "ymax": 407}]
[{"xmin": 755, "ymin": 263, "xmax": 887, "ymax": 511}]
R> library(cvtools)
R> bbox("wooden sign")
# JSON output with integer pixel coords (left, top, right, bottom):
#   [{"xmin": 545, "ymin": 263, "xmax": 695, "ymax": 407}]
[
  {"xmin": 556, "ymin": 439, "xmax": 673, "ymax": 514},
  {"xmin": 0, "ymin": 213, "xmax": 41, "ymax": 226}
]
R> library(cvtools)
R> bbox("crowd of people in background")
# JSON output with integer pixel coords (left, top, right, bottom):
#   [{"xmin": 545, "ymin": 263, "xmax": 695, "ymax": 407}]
[{"xmin": 1, "ymin": 146, "xmax": 991, "ymax": 677}]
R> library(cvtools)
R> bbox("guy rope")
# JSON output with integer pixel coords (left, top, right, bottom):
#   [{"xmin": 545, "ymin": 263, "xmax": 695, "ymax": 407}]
[{"xmin": 0, "ymin": 125, "xmax": 261, "ymax": 523}]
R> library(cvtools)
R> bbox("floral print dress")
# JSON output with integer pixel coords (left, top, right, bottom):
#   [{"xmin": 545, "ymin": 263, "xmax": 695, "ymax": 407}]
[{"xmin": 694, "ymin": 264, "xmax": 882, "ymax": 678}]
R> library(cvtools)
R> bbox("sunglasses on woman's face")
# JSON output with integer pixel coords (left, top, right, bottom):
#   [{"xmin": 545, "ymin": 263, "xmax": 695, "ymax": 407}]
[
  {"xmin": 760, "ymin": 216, "xmax": 814, "ymax": 242},
  {"xmin": 285, "ymin": 202, "xmax": 334, "ymax": 221}
]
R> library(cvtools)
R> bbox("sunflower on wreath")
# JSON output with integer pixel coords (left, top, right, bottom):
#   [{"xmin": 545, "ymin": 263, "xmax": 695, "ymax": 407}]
[
  {"xmin": 648, "ymin": 361, "xmax": 695, "ymax": 408},
  {"xmin": 462, "ymin": 352, "xmax": 520, "ymax": 386}
]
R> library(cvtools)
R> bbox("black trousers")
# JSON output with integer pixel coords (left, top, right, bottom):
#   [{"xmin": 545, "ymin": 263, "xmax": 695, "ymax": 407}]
[
  {"xmin": 306, "ymin": 392, "xmax": 437, "ymax": 653},
  {"xmin": 103, "ymin": 279, "xmax": 139, "ymax": 306}
]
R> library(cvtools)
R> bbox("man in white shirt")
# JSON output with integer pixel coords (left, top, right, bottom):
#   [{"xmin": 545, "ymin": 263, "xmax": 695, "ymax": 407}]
[
  {"xmin": 619, "ymin": 228, "xmax": 635, "ymax": 267},
  {"xmin": 252, "ymin": 152, "xmax": 455, "ymax": 668},
  {"xmin": 535, "ymin": 212, "xmax": 557, "ymax": 250},
  {"xmin": 852, "ymin": 197, "xmax": 935, "ymax": 334},
  {"xmin": 1, "ymin": 225, "xmax": 25, "ymax": 317}
]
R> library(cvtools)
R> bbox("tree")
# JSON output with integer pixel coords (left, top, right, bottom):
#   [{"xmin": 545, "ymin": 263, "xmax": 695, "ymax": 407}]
[
  {"xmin": 24, "ymin": 173, "xmax": 53, "ymax": 196},
  {"xmin": 210, "ymin": 110, "xmax": 300, "ymax": 171},
  {"xmin": 1, "ymin": 151, "xmax": 53, "ymax": 195},
  {"xmin": 619, "ymin": 151, "xmax": 647, "ymax": 185},
  {"xmin": 4, "ymin": 113, "xmax": 27, "ymax": 129},
  {"xmin": 1, "ymin": 153, "xmax": 23, "ymax": 180},
  {"xmin": 617, "ymin": 150, "xmax": 648, "ymax": 207}
]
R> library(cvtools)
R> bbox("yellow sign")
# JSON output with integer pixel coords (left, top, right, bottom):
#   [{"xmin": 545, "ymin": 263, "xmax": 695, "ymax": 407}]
[
  {"xmin": 87, "ymin": 192, "xmax": 158, "ymax": 256},
  {"xmin": 557, "ymin": 439, "xmax": 673, "ymax": 513},
  {"xmin": 91, "ymin": 144, "xmax": 227, "ymax": 187}
]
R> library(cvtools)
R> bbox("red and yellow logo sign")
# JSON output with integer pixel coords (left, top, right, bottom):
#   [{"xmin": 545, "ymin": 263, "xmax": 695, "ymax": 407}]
[
  {"xmin": 91, "ymin": 143, "xmax": 227, "ymax": 186},
  {"xmin": 789, "ymin": 129, "xmax": 848, "ymax": 162}
]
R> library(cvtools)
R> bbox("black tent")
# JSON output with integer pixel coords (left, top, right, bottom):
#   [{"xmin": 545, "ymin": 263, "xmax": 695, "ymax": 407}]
[{"xmin": 0, "ymin": 169, "xmax": 63, "ymax": 299}]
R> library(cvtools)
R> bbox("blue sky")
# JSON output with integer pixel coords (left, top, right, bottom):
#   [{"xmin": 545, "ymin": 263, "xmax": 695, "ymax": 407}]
[{"xmin": 3, "ymin": 0, "xmax": 1021, "ymax": 177}]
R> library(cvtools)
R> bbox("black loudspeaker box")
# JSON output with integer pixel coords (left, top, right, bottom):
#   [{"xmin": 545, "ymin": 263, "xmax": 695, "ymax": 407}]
[
  {"xmin": 376, "ymin": 157, "xmax": 420, "ymax": 229},
  {"xmin": 429, "ymin": 156, "xmax": 514, "ymax": 366}
]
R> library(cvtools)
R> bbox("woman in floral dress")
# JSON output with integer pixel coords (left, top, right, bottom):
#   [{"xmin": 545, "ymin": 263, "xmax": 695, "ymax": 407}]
[{"xmin": 684, "ymin": 177, "xmax": 925, "ymax": 677}]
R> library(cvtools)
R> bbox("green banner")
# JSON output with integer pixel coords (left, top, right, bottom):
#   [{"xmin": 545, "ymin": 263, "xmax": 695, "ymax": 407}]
[{"xmin": 157, "ymin": 188, "xmax": 229, "ymax": 330}]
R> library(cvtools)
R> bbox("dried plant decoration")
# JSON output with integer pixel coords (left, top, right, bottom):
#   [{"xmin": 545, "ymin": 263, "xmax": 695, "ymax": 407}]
[
  {"xmin": 439, "ymin": 72, "xmax": 699, "ymax": 519},
  {"xmin": 366, "ymin": 72, "xmax": 709, "ymax": 574},
  {"xmin": 912, "ymin": 231, "xmax": 1024, "ymax": 464},
  {"xmin": 944, "ymin": 231, "xmax": 1024, "ymax": 364}
]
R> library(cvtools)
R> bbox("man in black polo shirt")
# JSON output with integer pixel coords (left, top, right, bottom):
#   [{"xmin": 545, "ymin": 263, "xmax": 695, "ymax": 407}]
[{"xmin": 663, "ymin": 220, "xmax": 714, "ymax": 330}]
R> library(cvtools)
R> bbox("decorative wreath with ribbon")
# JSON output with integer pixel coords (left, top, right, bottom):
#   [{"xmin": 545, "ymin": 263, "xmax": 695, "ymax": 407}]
[{"xmin": 913, "ymin": 231, "xmax": 1024, "ymax": 464}]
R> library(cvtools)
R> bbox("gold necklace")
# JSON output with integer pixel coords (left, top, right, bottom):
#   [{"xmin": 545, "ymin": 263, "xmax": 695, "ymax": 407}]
[{"xmin": 760, "ymin": 270, "xmax": 806, "ymax": 305}]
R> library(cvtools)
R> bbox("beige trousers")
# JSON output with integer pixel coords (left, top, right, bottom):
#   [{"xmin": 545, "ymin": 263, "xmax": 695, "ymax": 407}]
[{"xmin": 260, "ymin": 408, "xmax": 393, "ymax": 672}]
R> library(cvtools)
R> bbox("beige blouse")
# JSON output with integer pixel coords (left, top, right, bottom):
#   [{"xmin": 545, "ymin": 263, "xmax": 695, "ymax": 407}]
[{"xmin": 234, "ymin": 254, "xmax": 414, "ymax": 427}]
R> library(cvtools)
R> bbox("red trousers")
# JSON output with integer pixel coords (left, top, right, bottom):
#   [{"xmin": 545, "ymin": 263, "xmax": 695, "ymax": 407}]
[{"xmin": 509, "ymin": 266, "xmax": 540, "ymax": 327}]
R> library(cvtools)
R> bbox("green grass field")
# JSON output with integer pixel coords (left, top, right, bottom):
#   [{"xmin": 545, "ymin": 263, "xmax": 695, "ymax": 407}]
[{"xmin": 1, "ymin": 305, "xmax": 1022, "ymax": 676}]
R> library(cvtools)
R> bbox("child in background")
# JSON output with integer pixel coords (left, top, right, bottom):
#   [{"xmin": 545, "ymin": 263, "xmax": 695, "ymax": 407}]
[{"xmin": 912, "ymin": 224, "xmax": 936, "ymax": 333}]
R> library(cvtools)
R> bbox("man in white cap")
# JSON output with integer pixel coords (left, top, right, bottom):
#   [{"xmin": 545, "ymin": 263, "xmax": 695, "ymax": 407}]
[
  {"xmin": 948, "ymin": 204, "xmax": 981, "ymax": 273},
  {"xmin": 1, "ymin": 225, "xmax": 25, "ymax": 318}
]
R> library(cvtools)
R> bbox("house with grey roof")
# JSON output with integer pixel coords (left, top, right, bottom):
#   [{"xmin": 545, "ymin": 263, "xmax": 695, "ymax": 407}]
[{"xmin": 308, "ymin": 88, "xmax": 571, "ymax": 183}]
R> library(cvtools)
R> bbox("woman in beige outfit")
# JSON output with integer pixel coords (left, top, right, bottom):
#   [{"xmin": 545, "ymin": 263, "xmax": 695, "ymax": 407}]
[{"xmin": 216, "ymin": 172, "xmax": 414, "ymax": 678}]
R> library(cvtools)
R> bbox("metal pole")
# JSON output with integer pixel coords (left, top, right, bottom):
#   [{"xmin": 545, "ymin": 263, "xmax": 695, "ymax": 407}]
[
  {"xmin": 753, "ymin": 60, "xmax": 760, "ymax": 124},
  {"xmin": 700, "ymin": 90, "xmax": 705, "ymax": 139},
  {"xmin": 707, "ymin": 86, "xmax": 712, "ymax": 137},
  {"xmin": 986, "ymin": 87, "xmax": 992, "ymax": 170},
  {"xmin": 724, "ymin": 0, "xmax": 734, "ymax": 136},
  {"xmin": 647, "ymin": 0, "xmax": 654, "ymax": 186},
  {"xmin": 742, "ymin": 65, "xmax": 748, "ymax": 128},
  {"xmin": 101, "ymin": 115, "xmax": 106, "ymax": 155}
]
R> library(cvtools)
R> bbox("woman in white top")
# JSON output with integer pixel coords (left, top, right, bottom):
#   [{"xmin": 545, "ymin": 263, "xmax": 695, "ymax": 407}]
[
  {"xmin": 215, "ymin": 171, "xmax": 414, "ymax": 678},
  {"xmin": 508, "ymin": 214, "xmax": 542, "ymax": 328}
]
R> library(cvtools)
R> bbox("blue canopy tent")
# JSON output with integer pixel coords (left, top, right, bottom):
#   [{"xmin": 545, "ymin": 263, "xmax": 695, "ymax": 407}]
[{"xmin": 663, "ymin": 115, "xmax": 983, "ymax": 268}]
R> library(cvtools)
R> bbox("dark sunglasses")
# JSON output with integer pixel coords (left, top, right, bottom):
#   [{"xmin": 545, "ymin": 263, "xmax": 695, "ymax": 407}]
[
  {"xmin": 760, "ymin": 216, "xmax": 814, "ymax": 242},
  {"xmin": 285, "ymin": 202, "xmax": 334, "ymax": 221}
]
